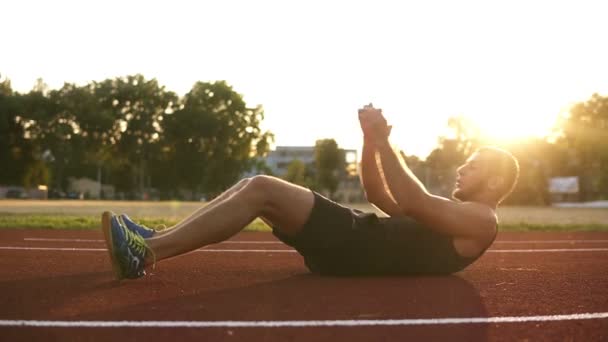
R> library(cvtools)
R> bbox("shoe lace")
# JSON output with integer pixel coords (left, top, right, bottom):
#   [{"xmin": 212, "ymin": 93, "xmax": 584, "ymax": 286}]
[
  {"xmin": 136, "ymin": 221, "xmax": 167, "ymax": 233},
  {"xmin": 154, "ymin": 224, "xmax": 168, "ymax": 232},
  {"xmin": 125, "ymin": 227, "xmax": 157, "ymax": 269}
]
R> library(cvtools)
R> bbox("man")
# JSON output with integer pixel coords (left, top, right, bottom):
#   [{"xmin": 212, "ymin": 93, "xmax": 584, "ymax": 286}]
[{"xmin": 102, "ymin": 104, "xmax": 519, "ymax": 279}]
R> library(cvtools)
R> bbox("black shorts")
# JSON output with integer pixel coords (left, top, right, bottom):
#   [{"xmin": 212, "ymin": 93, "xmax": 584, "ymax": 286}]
[
  {"xmin": 272, "ymin": 191, "xmax": 474, "ymax": 276},
  {"xmin": 273, "ymin": 191, "xmax": 393, "ymax": 276}
]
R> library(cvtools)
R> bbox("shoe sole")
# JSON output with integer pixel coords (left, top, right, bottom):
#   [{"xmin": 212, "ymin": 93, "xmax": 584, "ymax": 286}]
[{"xmin": 101, "ymin": 211, "xmax": 124, "ymax": 281}]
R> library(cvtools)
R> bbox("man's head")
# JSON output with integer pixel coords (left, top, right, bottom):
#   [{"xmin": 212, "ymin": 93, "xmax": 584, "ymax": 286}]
[{"xmin": 452, "ymin": 147, "xmax": 520, "ymax": 204}]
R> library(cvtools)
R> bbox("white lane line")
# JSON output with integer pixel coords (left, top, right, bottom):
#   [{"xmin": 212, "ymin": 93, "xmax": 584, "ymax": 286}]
[
  {"xmin": 495, "ymin": 240, "xmax": 608, "ymax": 244},
  {"xmin": 0, "ymin": 246, "xmax": 296, "ymax": 253},
  {"xmin": 2, "ymin": 246, "xmax": 608, "ymax": 253},
  {"xmin": 488, "ymin": 248, "xmax": 608, "ymax": 253},
  {"xmin": 200, "ymin": 249, "xmax": 295, "ymax": 253},
  {"xmin": 24, "ymin": 238, "xmax": 104, "ymax": 242},
  {"xmin": 0, "ymin": 312, "xmax": 607, "ymax": 328},
  {"xmin": 23, "ymin": 238, "xmax": 608, "ymax": 244},
  {"xmin": 0, "ymin": 247, "xmax": 108, "ymax": 252},
  {"xmin": 23, "ymin": 238, "xmax": 283, "ymax": 244}
]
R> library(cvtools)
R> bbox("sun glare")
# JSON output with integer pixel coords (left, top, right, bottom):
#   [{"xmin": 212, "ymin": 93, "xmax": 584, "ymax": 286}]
[{"xmin": 470, "ymin": 110, "xmax": 560, "ymax": 143}]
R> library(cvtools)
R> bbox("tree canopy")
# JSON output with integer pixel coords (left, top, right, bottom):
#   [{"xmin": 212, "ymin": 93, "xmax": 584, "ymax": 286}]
[
  {"xmin": 314, "ymin": 139, "xmax": 345, "ymax": 198},
  {"xmin": 0, "ymin": 74, "xmax": 273, "ymax": 200}
]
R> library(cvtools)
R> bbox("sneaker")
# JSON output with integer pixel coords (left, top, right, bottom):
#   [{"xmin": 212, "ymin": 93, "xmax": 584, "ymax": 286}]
[
  {"xmin": 102, "ymin": 211, "xmax": 153, "ymax": 280},
  {"xmin": 120, "ymin": 214, "xmax": 156, "ymax": 238}
]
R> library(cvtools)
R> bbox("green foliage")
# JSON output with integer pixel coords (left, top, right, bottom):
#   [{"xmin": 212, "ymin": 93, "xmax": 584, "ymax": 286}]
[
  {"xmin": 0, "ymin": 76, "xmax": 31, "ymax": 185},
  {"xmin": 283, "ymin": 159, "xmax": 315, "ymax": 188},
  {"xmin": 160, "ymin": 81, "xmax": 273, "ymax": 198},
  {"xmin": 426, "ymin": 116, "xmax": 480, "ymax": 171},
  {"xmin": 557, "ymin": 93, "xmax": 608, "ymax": 200},
  {"xmin": 0, "ymin": 74, "xmax": 273, "ymax": 199},
  {"xmin": 23, "ymin": 160, "xmax": 50, "ymax": 189},
  {"xmin": 91, "ymin": 75, "xmax": 179, "ymax": 195},
  {"xmin": 314, "ymin": 139, "xmax": 345, "ymax": 198}
]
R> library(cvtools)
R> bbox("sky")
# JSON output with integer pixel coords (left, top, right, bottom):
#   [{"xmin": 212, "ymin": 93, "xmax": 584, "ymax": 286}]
[{"xmin": 2, "ymin": 0, "xmax": 607, "ymax": 158}]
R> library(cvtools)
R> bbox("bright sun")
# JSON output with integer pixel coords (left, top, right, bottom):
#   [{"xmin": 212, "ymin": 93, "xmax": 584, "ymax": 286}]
[
  {"xmin": 472, "ymin": 112, "xmax": 558, "ymax": 142},
  {"xmin": 458, "ymin": 98, "xmax": 565, "ymax": 144}
]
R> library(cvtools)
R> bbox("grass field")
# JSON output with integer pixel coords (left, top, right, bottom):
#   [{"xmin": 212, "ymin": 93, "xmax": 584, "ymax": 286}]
[{"xmin": 1, "ymin": 200, "xmax": 607, "ymax": 231}]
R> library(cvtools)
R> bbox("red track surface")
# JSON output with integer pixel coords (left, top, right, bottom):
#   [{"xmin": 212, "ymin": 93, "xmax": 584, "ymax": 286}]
[{"xmin": 0, "ymin": 230, "xmax": 607, "ymax": 341}]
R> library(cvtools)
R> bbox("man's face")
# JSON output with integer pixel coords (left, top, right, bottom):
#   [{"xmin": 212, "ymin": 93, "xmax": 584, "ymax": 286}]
[{"xmin": 452, "ymin": 152, "xmax": 489, "ymax": 201}]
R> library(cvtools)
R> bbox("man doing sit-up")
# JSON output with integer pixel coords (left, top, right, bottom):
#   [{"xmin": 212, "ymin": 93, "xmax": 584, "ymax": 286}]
[{"xmin": 102, "ymin": 103, "xmax": 519, "ymax": 279}]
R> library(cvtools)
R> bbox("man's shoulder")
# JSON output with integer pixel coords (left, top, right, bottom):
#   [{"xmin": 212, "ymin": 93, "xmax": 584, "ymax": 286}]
[
  {"xmin": 424, "ymin": 195, "xmax": 496, "ymax": 222},
  {"xmin": 460, "ymin": 201, "xmax": 498, "ymax": 244},
  {"xmin": 460, "ymin": 201, "xmax": 498, "ymax": 226}
]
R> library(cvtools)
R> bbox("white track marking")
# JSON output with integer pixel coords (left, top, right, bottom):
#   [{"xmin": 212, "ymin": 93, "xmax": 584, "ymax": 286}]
[
  {"xmin": 24, "ymin": 238, "xmax": 104, "ymax": 243},
  {"xmin": 2, "ymin": 246, "xmax": 608, "ymax": 253},
  {"xmin": 0, "ymin": 312, "xmax": 607, "ymax": 328},
  {"xmin": 0, "ymin": 246, "xmax": 295, "ymax": 253},
  {"xmin": 494, "ymin": 240, "xmax": 608, "ymax": 244},
  {"xmin": 488, "ymin": 248, "xmax": 608, "ymax": 253},
  {"xmin": 22, "ymin": 238, "xmax": 608, "ymax": 244},
  {"xmin": 0, "ymin": 246, "xmax": 107, "ymax": 252},
  {"xmin": 218, "ymin": 241, "xmax": 281, "ymax": 244},
  {"xmin": 23, "ymin": 238, "xmax": 283, "ymax": 244},
  {"xmin": 199, "ymin": 249, "xmax": 296, "ymax": 253}
]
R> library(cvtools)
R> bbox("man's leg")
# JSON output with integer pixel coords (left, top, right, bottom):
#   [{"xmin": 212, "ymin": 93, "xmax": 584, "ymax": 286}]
[
  {"xmin": 145, "ymin": 176, "xmax": 314, "ymax": 263},
  {"xmin": 151, "ymin": 178, "xmax": 252, "ymax": 236}
]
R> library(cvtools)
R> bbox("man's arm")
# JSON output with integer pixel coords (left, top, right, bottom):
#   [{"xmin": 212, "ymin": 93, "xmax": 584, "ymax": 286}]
[
  {"xmin": 374, "ymin": 140, "xmax": 427, "ymax": 213},
  {"xmin": 375, "ymin": 139, "xmax": 495, "ymax": 240},
  {"xmin": 360, "ymin": 137, "xmax": 403, "ymax": 217}
]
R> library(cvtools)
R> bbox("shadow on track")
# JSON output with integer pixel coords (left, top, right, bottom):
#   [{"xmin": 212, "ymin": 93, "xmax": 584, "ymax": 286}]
[
  {"xmin": 0, "ymin": 271, "xmax": 121, "ymax": 319},
  {"xmin": 77, "ymin": 273, "xmax": 488, "ymax": 340}
]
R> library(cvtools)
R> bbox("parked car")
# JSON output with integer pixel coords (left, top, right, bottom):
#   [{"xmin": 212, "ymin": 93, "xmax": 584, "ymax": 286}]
[
  {"xmin": 48, "ymin": 189, "xmax": 66, "ymax": 199},
  {"xmin": 5, "ymin": 189, "xmax": 28, "ymax": 199},
  {"xmin": 65, "ymin": 192, "xmax": 83, "ymax": 200}
]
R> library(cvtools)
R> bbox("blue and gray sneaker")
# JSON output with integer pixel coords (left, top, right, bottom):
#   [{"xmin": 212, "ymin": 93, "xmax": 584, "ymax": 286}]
[
  {"xmin": 119, "ymin": 214, "xmax": 156, "ymax": 238},
  {"xmin": 102, "ymin": 211, "xmax": 154, "ymax": 280}
]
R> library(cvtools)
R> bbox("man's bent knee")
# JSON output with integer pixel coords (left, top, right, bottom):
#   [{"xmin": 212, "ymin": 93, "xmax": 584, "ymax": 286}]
[
  {"xmin": 235, "ymin": 177, "xmax": 252, "ymax": 188},
  {"xmin": 237, "ymin": 175, "xmax": 277, "ymax": 207},
  {"xmin": 247, "ymin": 175, "xmax": 278, "ymax": 190}
]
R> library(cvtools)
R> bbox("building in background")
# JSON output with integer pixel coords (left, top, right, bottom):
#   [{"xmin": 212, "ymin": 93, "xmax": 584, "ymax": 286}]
[
  {"xmin": 67, "ymin": 177, "xmax": 115, "ymax": 199},
  {"xmin": 263, "ymin": 146, "xmax": 365, "ymax": 203},
  {"xmin": 265, "ymin": 146, "xmax": 316, "ymax": 176}
]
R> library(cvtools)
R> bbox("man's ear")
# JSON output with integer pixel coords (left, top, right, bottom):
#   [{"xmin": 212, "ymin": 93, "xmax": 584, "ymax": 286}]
[{"xmin": 488, "ymin": 176, "xmax": 505, "ymax": 191}]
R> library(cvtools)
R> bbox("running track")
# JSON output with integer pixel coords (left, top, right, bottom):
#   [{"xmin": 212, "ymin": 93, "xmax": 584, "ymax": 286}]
[{"xmin": 0, "ymin": 230, "xmax": 607, "ymax": 341}]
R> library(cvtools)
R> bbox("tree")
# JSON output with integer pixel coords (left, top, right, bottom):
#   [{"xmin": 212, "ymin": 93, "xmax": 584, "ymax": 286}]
[
  {"xmin": 0, "ymin": 74, "xmax": 274, "ymax": 200},
  {"xmin": 283, "ymin": 159, "xmax": 315, "ymax": 188},
  {"xmin": 97, "ymin": 75, "xmax": 178, "ymax": 197},
  {"xmin": 557, "ymin": 93, "xmax": 608, "ymax": 200},
  {"xmin": 23, "ymin": 160, "xmax": 50, "ymax": 189},
  {"xmin": 160, "ymin": 81, "xmax": 273, "ymax": 199},
  {"xmin": 0, "ymin": 75, "xmax": 32, "ymax": 186},
  {"xmin": 426, "ymin": 116, "xmax": 480, "ymax": 174},
  {"xmin": 424, "ymin": 116, "xmax": 478, "ymax": 196},
  {"xmin": 314, "ymin": 139, "xmax": 345, "ymax": 198},
  {"xmin": 6, "ymin": 79, "xmax": 58, "ymax": 189},
  {"xmin": 52, "ymin": 82, "xmax": 110, "ymax": 191}
]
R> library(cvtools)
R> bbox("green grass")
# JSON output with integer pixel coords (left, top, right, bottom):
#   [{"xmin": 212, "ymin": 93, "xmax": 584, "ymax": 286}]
[
  {"xmin": 0, "ymin": 213, "xmax": 272, "ymax": 232},
  {"xmin": 0, "ymin": 213, "xmax": 607, "ymax": 232}
]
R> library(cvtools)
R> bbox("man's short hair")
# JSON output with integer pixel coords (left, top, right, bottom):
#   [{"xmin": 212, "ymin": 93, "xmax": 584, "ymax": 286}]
[{"xmin": 476, "ymin": 146, "xmax": 520, "ymax": 201}]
